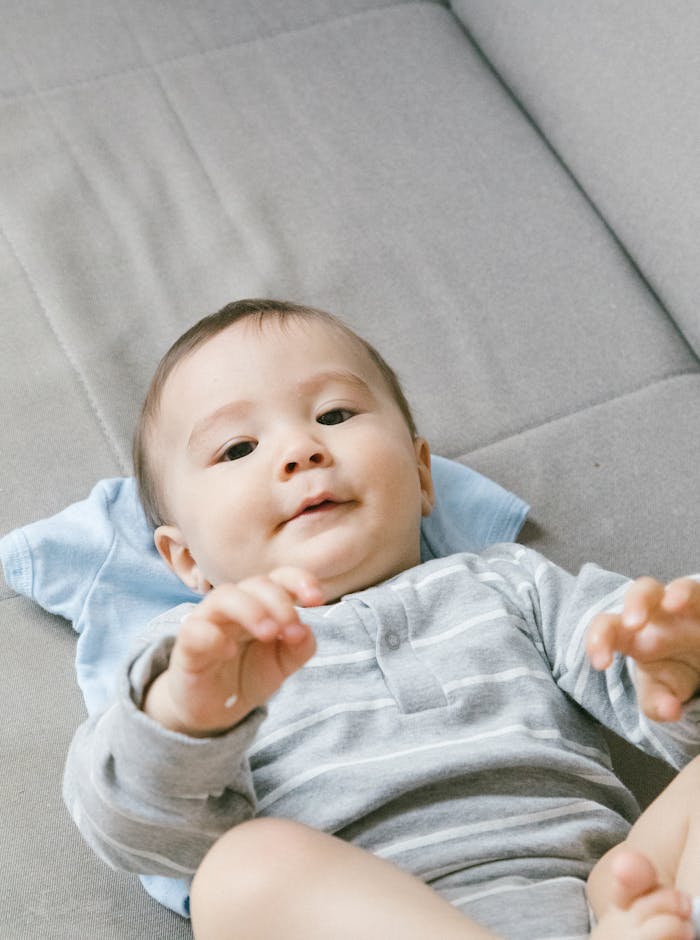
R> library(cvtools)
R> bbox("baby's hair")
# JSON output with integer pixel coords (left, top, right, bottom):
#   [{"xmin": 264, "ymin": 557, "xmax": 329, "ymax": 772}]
[{"xmin": 133, "ymin": 298, "xmax": 418, "ymax": 528}]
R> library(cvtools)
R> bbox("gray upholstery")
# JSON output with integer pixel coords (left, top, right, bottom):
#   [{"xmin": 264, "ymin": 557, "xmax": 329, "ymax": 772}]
[{"xmin": 1, "ymin": 2, "xmax": 697, "ymax": 936}]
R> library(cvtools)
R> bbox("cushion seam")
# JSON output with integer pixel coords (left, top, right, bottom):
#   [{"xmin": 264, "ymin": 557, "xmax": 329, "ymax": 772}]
[
  {"xmin": 447, "ymin": 4, "xmax": 700, "ymax": 368},
  {"xmin": 0, "ymin": 1, "xmax": 445, "ymax": 105},
  {"xmin": 0, "ymin": 222, "xmax": 129, "ymax": 474},
  {"xmin": 458, "ymin": 370, "xmax": 700, "ymax": 458}
]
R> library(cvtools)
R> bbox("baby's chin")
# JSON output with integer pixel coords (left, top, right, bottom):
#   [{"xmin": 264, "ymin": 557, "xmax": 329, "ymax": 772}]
[
  {"xmin": 203, "ymin": 535, "xmax": 422, "ymax": 601},
  {"xmin": 311, "ymin": 549, "xmax": 423, "ymax": 604}
]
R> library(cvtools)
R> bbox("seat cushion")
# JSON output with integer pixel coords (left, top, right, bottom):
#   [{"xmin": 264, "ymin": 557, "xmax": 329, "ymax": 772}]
[{"xmin": 450, "ymin": 0, "xmax": 700, "ymax": 358}]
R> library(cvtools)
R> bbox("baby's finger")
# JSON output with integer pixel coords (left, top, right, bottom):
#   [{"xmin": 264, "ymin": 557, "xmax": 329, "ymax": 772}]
[
  {"xmin": 237, "ymin": 575, "xmax": 308, "ymax": 636},
  {"xmin": 276, "ymin": 626, "xmax": 318, "ymax": 679},
  {"xmin": 632, "ymin": 658, "xmax": 700, "ymax": 721},
  {"xmin": 622, "ymin": 577, "xmax": 665, "ymax": 629},
  {"xmin": 267, "ymin": 566, "xmax": 325, "ymax": 607},
  {"xmin": 175, "ymin": 613, "xmax": 241, "ymax": 672},
  {"xmin": 196, "ymin": 583, "xmax": 281, "ymax": 642},
  {"xmin": 635, "ymin": 673, "xmax": 684, "ymax": 723},
  {"xmin": 635, "ymin": 899, "xmax": 694, "ymax": 940},
  {"xmin": 587, "ymin": 613, "xmax": 629, "ymax": 670},
  {"xmin": 662, "ymin": 577, "xmax": 700, "ymax": 616}
]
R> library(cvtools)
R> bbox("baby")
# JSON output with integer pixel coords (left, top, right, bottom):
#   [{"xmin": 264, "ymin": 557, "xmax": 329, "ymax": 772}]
[{"xmin": 65, "ymin": 299, "xmax": 700, "ymax": 939}]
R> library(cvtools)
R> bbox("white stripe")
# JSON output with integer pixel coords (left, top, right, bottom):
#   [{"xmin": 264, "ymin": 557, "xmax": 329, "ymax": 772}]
[
  {"xmin": 655, "ymin": 719, "xmax": 700, "ymax": 745},
  {"xmin": 304, "ymin": 649, "xmax": 375, "ymax": 668},
  {"xmin": 483, "ymin": 547, "xmax": 528, "ymax": 568},
  {"xmin": 90, "ymin": 761, "xmax": 224, "ymax": 832},
  {"xmin": 391, "ymin": 562, "xmax": 510, "ymax": 593},
  {"xmin": 443, "ymin": 666, "xmax": 552, "ymax": 694},
  {"xmin": 376, "ymin": 800, "xmax": 602, "ymax": 859},
  {"xmin": 249, "ymin": 698, "xmax": 395, "ymax": 755},
  {"xmin": 564, "ymin": 585, "xmax": 627, "ymax": 672},
  {"xmin": 534, "ymin": 561, "xmax": 552, "ymax": 587},
  {"xmin": 476, "ymin": 572, "xmax": 506, "ymax": 585},
  {"xmin": 410, "ymin": 609, "xmax": 512, "ymax": 649},
  {"xmin": 538, "ymin": 935, "xmax": 588, "ymax": 940},
  {"xmin": 608, "ymin": 677, "xmax": 624, "ymax": 706},
  {"xmin": 450, "ymin": 874, "xmax": 585, "ymax": 908},
  {"xmin": 634, "ymin": 713, "xmax": 678, "ymax": 765},
  {"xmin": 391, "ymin": 563, "xmax": 467, "ymax": 592},
  {"xmin": 577, "ymin": 772, "xmax": 626, "ymax": 788},
  {"xmin": 257, "ymin": 724, "xmax": 609, "ymax": 811},
  {"xmin": 573, "ymin": 658, "xmax": 593, "ymax": 702},
  {"xmin": 75, "ymin": 804, "xmax": 196, "ymax": 875}
]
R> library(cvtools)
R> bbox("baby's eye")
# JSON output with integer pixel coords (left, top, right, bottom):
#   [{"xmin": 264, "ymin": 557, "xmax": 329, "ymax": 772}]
[
  {"xmin": 317, "ymin": 408, "xmax": 355, "ymax": 426},
  {"xmin": 220, "ymin": 440, "xmax": 256, "ymax": 462}
]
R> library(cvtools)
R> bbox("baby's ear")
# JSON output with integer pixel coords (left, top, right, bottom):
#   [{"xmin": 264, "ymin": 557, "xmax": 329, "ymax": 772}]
[
  {"xmin": 154, "ymin": 525, "xmax": 212, "ymax": 594},
  {"xmin": 414, "ymin": 437, "xmax": 435, "ymax": 517}
]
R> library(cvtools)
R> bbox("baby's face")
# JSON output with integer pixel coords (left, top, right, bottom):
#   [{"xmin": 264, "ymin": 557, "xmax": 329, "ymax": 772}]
[{"xmin": 153, "ymin": 318, "xmax": 433, "ymax": 601}]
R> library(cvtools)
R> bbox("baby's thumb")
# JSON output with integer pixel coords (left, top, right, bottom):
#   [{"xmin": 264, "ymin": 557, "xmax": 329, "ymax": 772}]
[
  {"xmin": 635, "ymin": 670, "xmax": 683, "ymax": 723},
  {"xmin": 277, "ymin": 624, "xmax": 317, "ymax": 679}
]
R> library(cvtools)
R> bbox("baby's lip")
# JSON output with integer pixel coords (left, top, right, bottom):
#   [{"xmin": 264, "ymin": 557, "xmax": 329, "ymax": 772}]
[{"xmin": 285, "ymin": 493, "xmax": 348, "ymax": 524}]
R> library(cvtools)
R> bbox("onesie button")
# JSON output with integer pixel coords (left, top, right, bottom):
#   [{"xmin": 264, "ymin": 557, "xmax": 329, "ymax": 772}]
[{"xmin": 386, "ymin": 631, "xmax": 401, "ymax": 650}]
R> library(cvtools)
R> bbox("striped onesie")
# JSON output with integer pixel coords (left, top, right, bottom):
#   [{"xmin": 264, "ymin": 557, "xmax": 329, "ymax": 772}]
[{"xmin": 64, "ymin": 544, "xmax": 700, "ymax": 938}]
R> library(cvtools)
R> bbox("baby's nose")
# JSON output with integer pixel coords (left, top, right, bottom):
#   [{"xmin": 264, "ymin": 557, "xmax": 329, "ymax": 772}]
[
  {"xmin": 281, "ymin": 440, "xmax": 331, "ymax": 477},
  {"xmin": 284, "ymin": 451, "xmax": 326, "ymax": 475}
]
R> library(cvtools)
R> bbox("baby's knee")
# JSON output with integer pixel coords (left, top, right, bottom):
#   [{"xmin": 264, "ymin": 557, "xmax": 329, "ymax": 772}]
[
  {"xmin": 190, "ymin": 818, "xmax": 324, "ymax": 933},
  {"xmin": 681, "ymin": 753, "xmax": 700, "ymax": 783}
]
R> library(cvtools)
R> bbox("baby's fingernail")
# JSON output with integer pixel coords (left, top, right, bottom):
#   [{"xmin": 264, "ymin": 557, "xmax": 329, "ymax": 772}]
[
  {"xmin": 623, "ymin": 610, "xmax": 644, "ymax": 628},
  {"xmin": 591, "ymin": 652, "xmax": 608, "ymax": 670},
  {"xmin": 283, "ymin": 623, "xmax": 306, "ymax": 642},
  {"xmin": 258, "ymin": 618, "xmax": 278, "ymax": 637}
]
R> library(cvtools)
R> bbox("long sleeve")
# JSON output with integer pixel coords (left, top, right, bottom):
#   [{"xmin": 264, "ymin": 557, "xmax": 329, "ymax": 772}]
[
  {"xmin": 63, "ymin": 631, "xmax": 266, "ymax": 878},
  {"xmin": 489, "ymin": 544, "xmax": 700, "ymax": 768}
]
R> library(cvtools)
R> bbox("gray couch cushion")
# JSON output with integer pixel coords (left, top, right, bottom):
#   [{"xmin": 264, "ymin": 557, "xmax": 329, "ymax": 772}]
[
  {"xmin": 465, "ymin": 373, "xmax": 700, "ymax": 581},
  {"xmin": 0, "ymin": 595, "xmax": 192, "ymax": 939},
  {"xmin": 450, "ymin": 0, "xmax": 700, "ymax": 358},
  {"xmin": 1, "ymin": 0, "xmax": 695, "ymax": 518},
  {"xmin": 0, "ymin": 0, "xmax": 425, "ymax": 92}
]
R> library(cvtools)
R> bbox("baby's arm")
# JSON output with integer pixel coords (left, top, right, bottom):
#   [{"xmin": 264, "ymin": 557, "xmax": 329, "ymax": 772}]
[
  {"xmin": 586, "ymin": 577, "xmax": 700, "ymax": 721},
  {"xmin": 144, "ymin": 566, "xmax": 321, "ymax": 736},
  {"xmin": 63, "ymin": 567, "xmax": 322, "ymax": 877}
]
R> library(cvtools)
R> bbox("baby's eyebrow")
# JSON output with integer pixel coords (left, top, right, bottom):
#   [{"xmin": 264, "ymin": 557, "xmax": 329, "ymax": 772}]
[
  {"xmin": 187, "ymin": 370, "xmax": 373, "ymax": 454},
  {"xmin": 187, "ymin": 400, "xmax": 253, "ymax": 454},
  {"xmin": 295, "ymin": 369, "xmax": 374, "ymax": 397}
]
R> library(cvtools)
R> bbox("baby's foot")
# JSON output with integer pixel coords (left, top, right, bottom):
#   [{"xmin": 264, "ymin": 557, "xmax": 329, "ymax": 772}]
[{"xmin": 590, "ymin": 848, "xmax": 693, "ymax": 939}]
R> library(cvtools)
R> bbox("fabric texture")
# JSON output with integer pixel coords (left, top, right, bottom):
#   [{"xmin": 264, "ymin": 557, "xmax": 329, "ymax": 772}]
[
  {"xmin": 64, "ymin": 547, "xmax": 700, "ymax": 933},
  {"xmin": 0, "ymin": 456, "xmax": 528, "ymax": 715},
  {"xmin": 450, "ymin": 0, "xmax": 700, "ymax": 359}
]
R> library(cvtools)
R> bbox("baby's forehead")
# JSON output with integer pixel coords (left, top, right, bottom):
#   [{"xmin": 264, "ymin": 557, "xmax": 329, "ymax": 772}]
[
  {"xmin": 158, "ymin": 316, "xmax": 385, "ymax": 423},
  {"xmin": 177, "ymin": 316, "xmax": 378, "ymax": 387}
]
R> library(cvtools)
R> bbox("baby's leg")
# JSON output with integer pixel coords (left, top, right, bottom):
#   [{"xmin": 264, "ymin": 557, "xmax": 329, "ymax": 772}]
[
  {"xmin": 588, "ymin": 755, "xmax": 700, "ymax": 937},
  {"xmin": 190, "ymin": 818, "xmax": 499, "ymax": 940}
]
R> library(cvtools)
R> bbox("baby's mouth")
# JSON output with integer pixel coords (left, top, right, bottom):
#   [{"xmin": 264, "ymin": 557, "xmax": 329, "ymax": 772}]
[
  {"xmin": 282, "ymin": 494, "xmax": 352, "ymax": 527},
  {"xmin": 298, "ymin": 499, "xmax": 338, "ymax": 516}
]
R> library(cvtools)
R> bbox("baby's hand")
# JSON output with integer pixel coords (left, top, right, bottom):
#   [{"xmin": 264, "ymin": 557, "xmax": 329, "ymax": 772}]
[
  {"xmin": 143, "ymin": 567, "xmax": 322, "ymax": 736},
  {"xmin": 586, "ymin": 577, "xmax": 700, "ymax": 722}
]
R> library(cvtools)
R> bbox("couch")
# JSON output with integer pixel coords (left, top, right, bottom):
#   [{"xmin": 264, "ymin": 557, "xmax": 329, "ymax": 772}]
[{"xmin": 2, "ymin": 2, "xmax": 699, "ymax": 937}]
